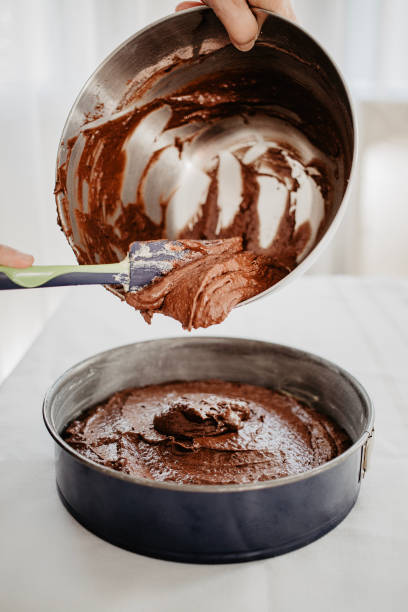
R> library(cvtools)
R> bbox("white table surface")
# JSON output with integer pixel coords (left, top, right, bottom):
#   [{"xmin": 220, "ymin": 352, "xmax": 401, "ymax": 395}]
[{"xmin": 1, "ymin": 276, "xmax": 407, "ymax": 612}]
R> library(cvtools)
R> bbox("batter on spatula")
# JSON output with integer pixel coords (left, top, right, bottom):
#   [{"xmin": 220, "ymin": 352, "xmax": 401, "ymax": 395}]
[{"xmin": 126, "ymin": 237, "xmax": 285, "ymax": 329}]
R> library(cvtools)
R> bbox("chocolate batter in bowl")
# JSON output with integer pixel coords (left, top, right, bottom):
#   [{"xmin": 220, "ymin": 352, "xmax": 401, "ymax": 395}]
[{"xmin": 55, "ymin": 8, "xmax": 355, "ymax": 328}]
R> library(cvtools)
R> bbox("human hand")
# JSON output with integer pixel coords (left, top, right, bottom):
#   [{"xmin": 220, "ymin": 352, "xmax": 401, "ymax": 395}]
[
  {"xmin": 0, "ymin": 245, "xmax": 34, "ymax": 268},
  {"xmin": 175, "ymin": 0, "xmax": 296, "ymax": 51}
]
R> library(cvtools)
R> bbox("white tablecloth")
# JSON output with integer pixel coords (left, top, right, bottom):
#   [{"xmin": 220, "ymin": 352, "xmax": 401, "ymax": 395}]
[{"xmin": 1, "ymin": 276, "xmax": 407, "ymax": 611}]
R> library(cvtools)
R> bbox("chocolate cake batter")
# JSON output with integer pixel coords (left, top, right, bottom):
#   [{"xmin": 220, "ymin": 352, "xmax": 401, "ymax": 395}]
[
  {"xmin": 63, "ymin": 380, "xmax": 351, "ymax": 485},
  {"xmin": 126, "ymin": 237, "xmax": 286, "ymax": 329},
  {"xmin": 56, "ymin": 57, "xmax": 343, "ymax": 329}
]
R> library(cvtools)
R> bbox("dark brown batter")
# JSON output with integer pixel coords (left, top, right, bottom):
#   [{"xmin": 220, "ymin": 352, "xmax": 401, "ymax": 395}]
[
  {"xmin": 56, "ymin": 58, "xmax": 343, "ymax": 329},
  {"xmin": 126, "ymin": 237, "xmax": 286, "ymax": 329},
  {"xmin": 63, "ymin": 380, "xmax": 351, "ymax": 485}
]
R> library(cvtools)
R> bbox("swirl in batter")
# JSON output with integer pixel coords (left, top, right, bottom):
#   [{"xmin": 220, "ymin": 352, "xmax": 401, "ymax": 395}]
[{"xmin": 63, "ymin": 380, "xmax": 351, "ymax": 485}]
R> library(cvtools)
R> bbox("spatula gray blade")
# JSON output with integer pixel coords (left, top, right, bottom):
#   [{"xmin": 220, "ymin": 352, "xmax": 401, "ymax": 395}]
[{"xmin": 127, "ymin": 240, "xmax": 194, "ymax": 292}]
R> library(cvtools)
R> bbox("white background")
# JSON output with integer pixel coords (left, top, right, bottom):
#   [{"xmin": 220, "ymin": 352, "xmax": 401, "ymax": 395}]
[
  {"xmin": 0, "ymin": 0, "xmax": 407, "ymax": 381},
  {"xmin": 1, "ymin": 276, "xmax": 407, "ymax": 612}
]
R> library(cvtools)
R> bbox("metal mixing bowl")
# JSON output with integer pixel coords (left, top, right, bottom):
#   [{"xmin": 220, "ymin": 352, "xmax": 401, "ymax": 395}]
[
  {"xmin": 43, "ymin": 338, "xmax": 373, "ymax": 563},
  {"xmin": 55, "ymin": 7, "xmax": 356, "ymax": 306}
]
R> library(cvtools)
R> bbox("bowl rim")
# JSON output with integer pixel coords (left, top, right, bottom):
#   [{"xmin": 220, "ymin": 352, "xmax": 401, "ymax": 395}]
[
  {"xmin": 55, "ymin": 5, "xmax": 358, "ymax": 309},
  {"xmin": 43, "ymin": 336, "xmax": 374, "ymax": 494}
]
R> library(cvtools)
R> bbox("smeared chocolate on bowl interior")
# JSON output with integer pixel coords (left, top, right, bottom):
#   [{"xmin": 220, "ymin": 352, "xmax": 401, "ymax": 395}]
[
  {"xmin": 63, "ymin": 380, "xmax": 351, "ymax": 485},
  {"xmin": 56, "ymin": 55, "xmax": 344, "ymax": 329}
]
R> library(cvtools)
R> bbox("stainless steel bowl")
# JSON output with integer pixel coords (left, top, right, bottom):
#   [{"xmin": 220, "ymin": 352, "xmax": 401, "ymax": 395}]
[
  {"xmin": 43, "ymin": 338, "xmax": 373, "ymax": 563},
  {"xmin": 55, "ymin": 7, "xmax": 356, "ymax": 306}
]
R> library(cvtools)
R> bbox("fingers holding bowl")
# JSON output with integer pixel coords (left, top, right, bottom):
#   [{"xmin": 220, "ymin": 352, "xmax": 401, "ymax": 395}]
[{"xmin": 0, "ymin": 245, "xmax": 34, "ymax": 268}]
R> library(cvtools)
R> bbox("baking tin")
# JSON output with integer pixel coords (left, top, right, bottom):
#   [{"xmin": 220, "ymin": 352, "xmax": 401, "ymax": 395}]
[
  {"xmin": 55, "ymin": 6, "xmax": 356, "ymax": 307},
  {"xmin": 43, "ymin": 337, "xmax": 374, "ymax": 564}
]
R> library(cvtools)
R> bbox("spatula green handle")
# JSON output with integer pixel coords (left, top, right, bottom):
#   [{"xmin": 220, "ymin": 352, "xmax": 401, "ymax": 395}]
[{"xmin": 0, "ymin": 260, "xmax": 128, "ymax": 290}]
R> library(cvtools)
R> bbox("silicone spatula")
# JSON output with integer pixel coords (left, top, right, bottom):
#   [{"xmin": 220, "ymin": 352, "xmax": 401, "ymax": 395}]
[{"xmin": 0, "ymin": 240, "xmax": 195, "ymax": 291}]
